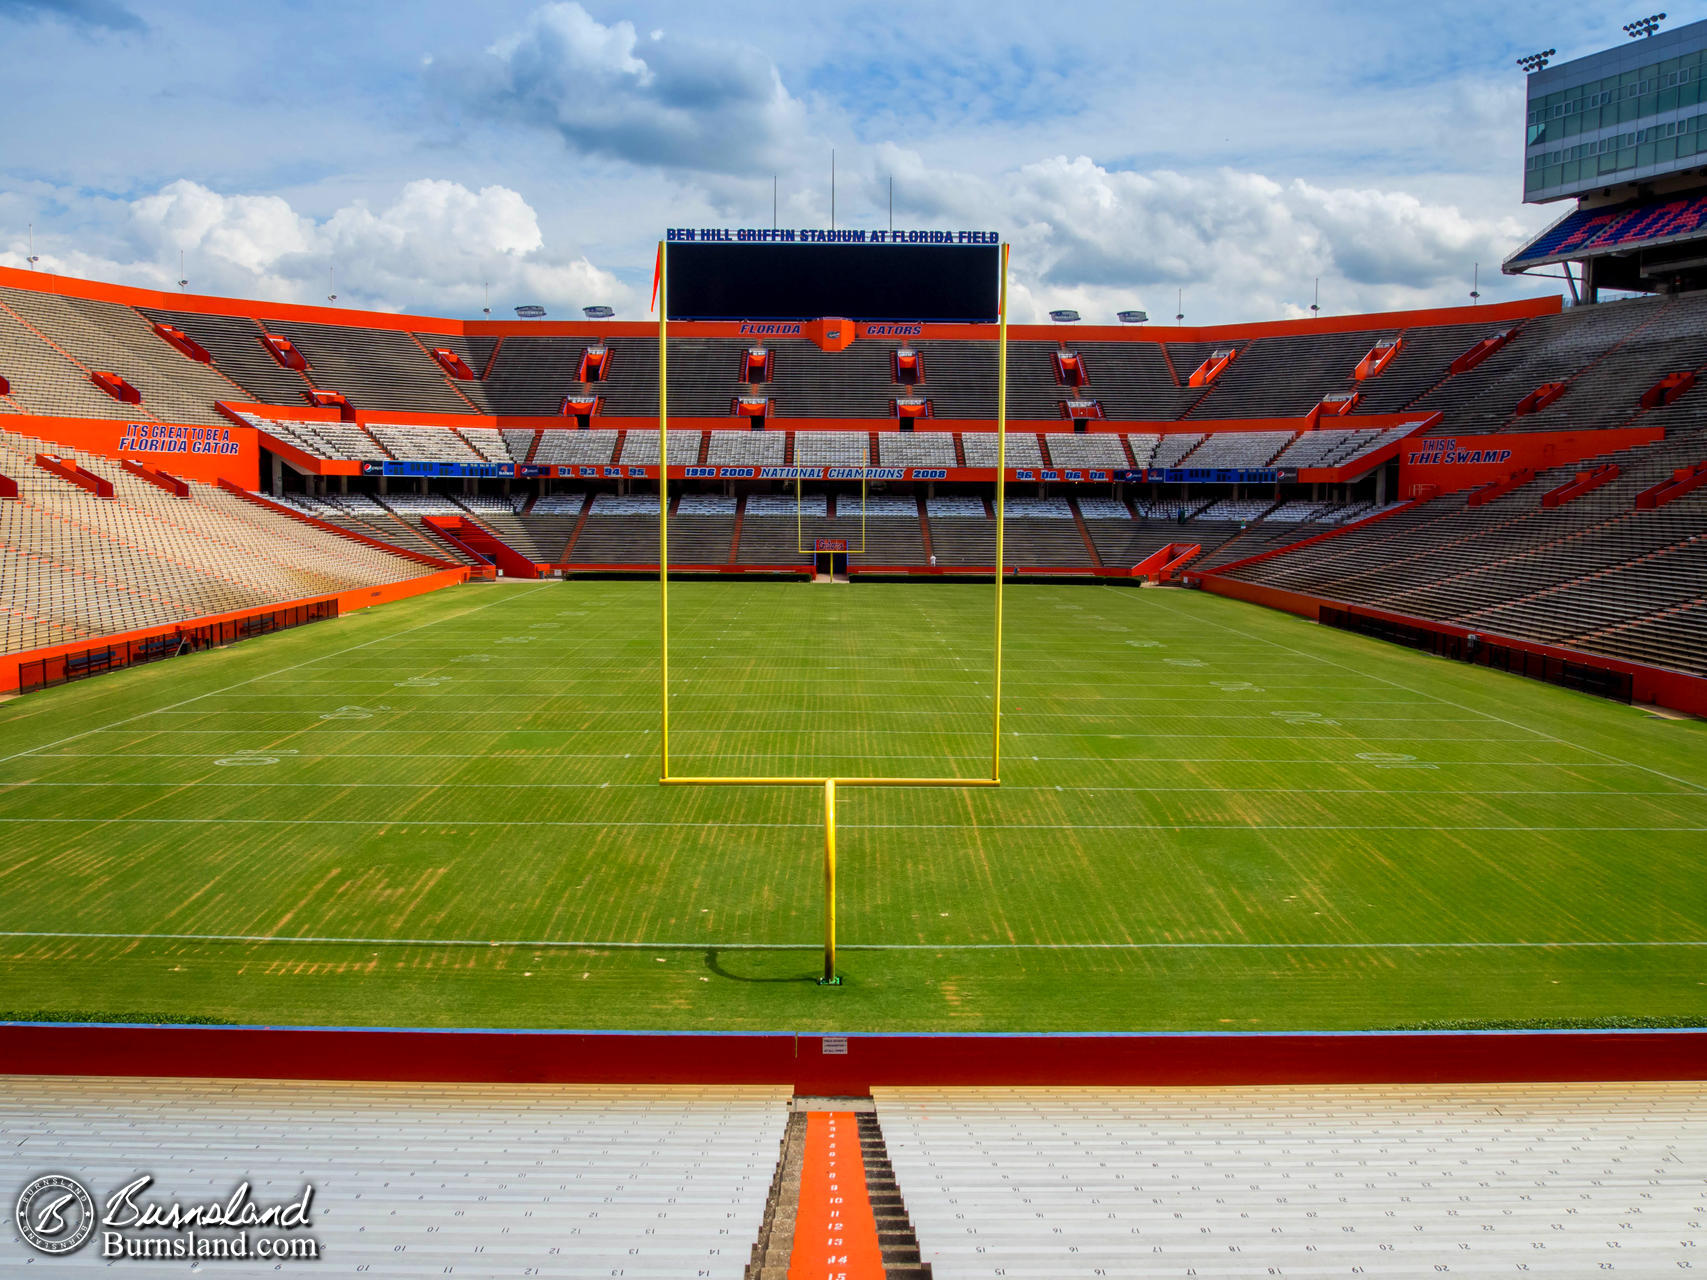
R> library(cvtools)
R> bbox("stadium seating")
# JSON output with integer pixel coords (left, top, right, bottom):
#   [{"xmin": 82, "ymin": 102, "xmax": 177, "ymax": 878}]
[
  {"xmin": 1041, "ymin": 432, "xmax": 1128, "ymax": 469},
  {"xmin": 876, "ymin": 431, "xmax": 956, "ymax": 467},
  {"xmin": 960, "ymin": 431, "xmax": 1044, "ymax": 467},
  {"xmin": 0, "ymin": 1075, "xmax": 790, "ymax": 1280},
  {"xmin": 0, "ymin": 426, "xmax": 434, "ymax": 653},
  {"xmin": 877, "ymin": 1083, "xmax": 1707, "ymax": 1277},
  {"xmin": 707, "ymin": 430, "xmax": 786, "ymax": 465},
  {"xmin": 792, "ymin": 431, "xmax": 870, "ymax": 465},
  {"xmin": 1220, "ymin": 428, "xmax": 1707, "ymax": 673},
  {"xmin": 532, "ymin": 428, "xmax": 617, "ymax": 465},
  {"xmin": 620, "ymin": 429, "xmax": 703, "ymax": 465}
]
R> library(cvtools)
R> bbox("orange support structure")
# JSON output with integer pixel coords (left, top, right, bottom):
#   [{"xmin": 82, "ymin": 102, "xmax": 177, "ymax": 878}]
[
  {"xmin": 1450, "ymin": 328, "xmax": 1515, "ymax": 374},
  {"xmin": 1354, "ymin": 337, "xmax": 1400, "ymax": 380},
  {"xmin": 90, "ymin": 370, "xmax": 140, "ymax": 404},
  {"xmin": 1640, "ymin": 370, "xmax": 1696, "ymax": 409},
  {"xmin": 428, "ymin": 347, "xmax": 473, "ymax": 379},
  {"xmin": 1466, "ymin": 468, "xmax": 1535, "ymax": 507},
  {"xmin": 1635, "ymin": 461, "xmax": 1707, "ymax": 510},
  {"xmin": 1541, "ymin": 463, "xmax": 1619, "ymax": 508},
  {"xmin": 34, "ymin": 453, "xmax": 113, "ymax": 497},
  {"xmin": 119, "ymin": 459, "xmax": 189, "ymax": 497},
  {"xmin": 1187, "ymin": 347, "xmax": 1236, "ymax": 386},
  {"xmin": 421, "ymin": 514, "xmax": 541, "ymax": 578},
  {"xmin": 1131, "ymin": 541, "xmax": 1201, "ymax": 582},
  {"xmin": 1512, "ymin": 381, "xmax": 1566, "ymax": 418},
  {"xmin": 152, "ymin": 322, "xmax": 212, "ymax": 363},
  {"xmin": 261, "ymin": 333, "xmax": 307, "ymax": 369}
]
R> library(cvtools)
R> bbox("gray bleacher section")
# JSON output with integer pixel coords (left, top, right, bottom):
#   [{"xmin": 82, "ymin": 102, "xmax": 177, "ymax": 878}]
[
  {"xmin": 586, "ymin": 337, "xmax": 661, "ymax": 416},
  {"xmin": 765, "ymin": 339, "xmax": 895, "ymax": 418},
  {"xmin": 0, "ymin": 1075, "xmax": 790, "ymax": 1280},
  {"xmin": 1410, "ymin": 296, "xmax": 1667, "ymax": 435},
  {"xmin": 1072, "ymin": 341, "xmax": 1204, "ymax": 419},
  {"xmin": 878, "ymin": 1083, "xmax": 1707, "ymax": 1278},
  {"xmin": 414, "ymin": 330, "xmax": 500, "ymax": 412},
  {"xmin": 261, "ymin": 318, "xmax": 471, "ymax": 413},
  {"xmin": 1507, "ymin": 291, "xmax": 1707, "ymax": 434},
  {"xmin": 909, "ymin": 339, "xmax": 997, "ymax": 418},
  {"xmin": 481, "ymin": 334, "xmax": 582, "ymax": 414},
  {"xmin": 137, "ymin": 306, "xmax": 312, "ymax": 406},
  {"xmin": 0, "ymin": 297, "xmax": 145, "ymax": 421},
  {"xmin": 877, "ymin": 431, "xmax": 957, "ymax": 467},
  {"xmin": 0, "ymin": 288, "xmax": 237, "ymax": 425},
  {"xmin": 1347, "ymin": 320, "xmax": 1512, "ymax": 415},
  {"xmin": 1223, "ymin": 428, "xmax": 1707, "ymax": 674},
  {"xmin": 1187, "ymin": 328, "xmax": 1380, "ymax": 418},
  {"xmin": 960, "ymin": 431, "xmax": 1043, "ymax": 468}
]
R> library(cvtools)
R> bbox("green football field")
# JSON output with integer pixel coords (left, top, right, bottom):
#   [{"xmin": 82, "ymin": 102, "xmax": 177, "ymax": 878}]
[{"xmin": 0, "ymin": 579, "xmax": 1703, "ymax": 1033}]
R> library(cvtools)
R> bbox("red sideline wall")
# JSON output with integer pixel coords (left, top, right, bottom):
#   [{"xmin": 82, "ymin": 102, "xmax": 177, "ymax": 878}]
[
  {"xmin": 2, "ymin": 413, "xmax": 258, "ymax": 488},
  {"xmin": 1397, "ymin": 425, "xmax": 1663, "ymax": 496},
  {"xmin": 1197, "ymin": 574, "xmax": 1707, "ymax": 717},
  {"xmin": 1, "ymin": 568, "xmax": 466, "ymax": 696},
  {"xmin": 0, "ymin": 1024, "xmax": 1698, "ymax": 1092}
]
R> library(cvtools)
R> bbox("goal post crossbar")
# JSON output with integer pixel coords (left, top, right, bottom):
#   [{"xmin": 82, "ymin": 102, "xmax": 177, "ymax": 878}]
[{"xmin": 654, "ymin": 238, "xmax": 1011, "ymax": 982}]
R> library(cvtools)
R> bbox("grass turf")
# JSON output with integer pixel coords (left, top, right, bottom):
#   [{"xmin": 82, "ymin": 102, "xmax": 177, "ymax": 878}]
[{"xmin": 0, "ymin": 579, "xmax": 1703, "ymax": 1033}]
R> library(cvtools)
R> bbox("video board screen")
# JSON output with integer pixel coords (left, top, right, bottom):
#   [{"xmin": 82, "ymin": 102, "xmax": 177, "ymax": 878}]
[{"xmin": 666, "ymin": 243, "xmax": 1000, "ymax": 322}]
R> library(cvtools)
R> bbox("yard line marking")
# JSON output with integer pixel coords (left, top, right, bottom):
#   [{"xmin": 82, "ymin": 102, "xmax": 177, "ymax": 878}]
[
  {"xmin": 1, "ymin": 930, "xmax": 1702, "ymax": 953},
  {"xmin": 3, "ymin": 781, "xmax": 1696, "ymax": 798},
  {"xmin": 1114, "ymin": 587, "xmax": 1707, "ymax": 796},
  {"xmin": 13, "ymin": 752, "xmax": 1653, "ymax": 767},
  {"xmin": 0, "ymin": 584, "xmax": 555, "ymax": 768},
  {"xmin": 2, "ymin": 818, "xmax": 1701, "ymax": 833}
]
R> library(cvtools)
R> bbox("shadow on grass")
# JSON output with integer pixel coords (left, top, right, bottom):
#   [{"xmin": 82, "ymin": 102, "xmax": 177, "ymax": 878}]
[{"xmin": 702, "ymin": 947, "xmax": 825, "ymax": 986}]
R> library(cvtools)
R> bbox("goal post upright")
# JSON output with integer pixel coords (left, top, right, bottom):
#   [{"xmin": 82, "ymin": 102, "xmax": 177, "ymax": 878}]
[
  {"xmin": 654, "ymin": 234, "xmax": 1009, "ymax": 983},
  {"xmin": 992, "ymin": 241, "xmax": 1009, "ymax": 782},
  {"xmin": 658, "ymin": 239, "xmax": 670, "ymax": 781}
]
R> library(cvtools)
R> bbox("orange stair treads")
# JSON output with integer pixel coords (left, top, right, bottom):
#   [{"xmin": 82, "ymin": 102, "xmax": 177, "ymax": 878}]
[{"xmin": 787, "ymin": 1110, "xmax": 884, "ymax": 1280}]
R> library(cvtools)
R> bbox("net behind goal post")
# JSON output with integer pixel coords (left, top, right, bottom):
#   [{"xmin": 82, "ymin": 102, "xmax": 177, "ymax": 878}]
[{"xmin": 652, "ymin": 236, "xmax": 1010, "ymax": 983}]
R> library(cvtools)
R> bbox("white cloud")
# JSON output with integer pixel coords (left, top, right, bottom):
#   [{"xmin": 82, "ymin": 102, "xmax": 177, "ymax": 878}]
[
  {"xmin": 864, "ymin": 148, "xmax": 1551, "ymax": 324},
  {"xmin": 1, "ymin": 178, "xmax": 629, "ymax": 317},
  {"xmin": 442, "ymin": 2, "xmax": 807, "ymax": 175}
]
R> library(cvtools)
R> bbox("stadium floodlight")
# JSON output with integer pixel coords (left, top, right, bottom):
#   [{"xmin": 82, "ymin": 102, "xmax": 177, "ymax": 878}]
[
  {"xmin": 1624, "ymin": 13, "xmax": 1665, "ymax": 38},
  {"xmin": 582, "ymin": 305, "xmax": 615, "ymax": 319},
  {"xmin": 1517, "ymin": 49, "xmax": 1556, "ymax": 72},
  {"xmin": 1117, "ymin": 310, "xmax": 1148, "ymax": 324},
  {"xmin": 26, "ymin": 222, "xmax": 38, "ymax": 270},
  {"xmin": 1048, "ymin": 309, "xmax": 1081, "ymax": 323},
  {"xmin": 514, "ymin": 305, "xmax": 547, "ymax": 318}
]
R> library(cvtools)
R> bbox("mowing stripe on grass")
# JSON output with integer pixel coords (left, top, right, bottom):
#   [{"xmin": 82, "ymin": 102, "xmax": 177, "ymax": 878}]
[
  {"xmin": 1, "ymin": 930, "xmax": 1703, "ymax": 952},
  {"xmin": 2, "ymin": 817, "xmax": 1701, "ymax": 832}
]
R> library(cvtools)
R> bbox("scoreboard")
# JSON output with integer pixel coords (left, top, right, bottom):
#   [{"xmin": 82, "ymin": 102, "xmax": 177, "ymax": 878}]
[{"xmin": 664, "ymin": 241, "xmax": 1000, "ymax": 323}]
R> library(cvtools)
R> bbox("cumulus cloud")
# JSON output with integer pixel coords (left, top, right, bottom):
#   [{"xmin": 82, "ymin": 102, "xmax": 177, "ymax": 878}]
[
  {"xmin": 0, "ymin": 179, "xmax": 628, "ymax": 317},
  {"xmin": 865, "ymin": 148, "xmax": 1545, "ymax": 323},
  {"xmin": 0, "ymin": 0, "xmax": 142, "ymax": 31},
  {"xmin": 440, "ymin": 2, "xmax": 806, "ymax": 174}
]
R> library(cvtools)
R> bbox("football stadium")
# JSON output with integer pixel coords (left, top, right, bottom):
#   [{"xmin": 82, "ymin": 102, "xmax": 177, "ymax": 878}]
[{"xmin": 3, "ymin": 5, "xmax": 1706, "ymax": 1277}]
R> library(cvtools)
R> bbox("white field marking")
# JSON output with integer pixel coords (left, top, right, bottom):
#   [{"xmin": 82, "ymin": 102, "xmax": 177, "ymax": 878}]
[
  {"xmin": 0, "ymin": 929, "xmax": 1701, "ymax": 953},
  {"xmin": 0, "ymin": 584, "xmax": 556, "ymax": 768},
  {"xmin": 12, "ymin": 751, "xmax": 1652, "ymax": 768},
  {"xmin": 1117, "ymin": 587, "xmax": 1707, "ymax": 797},
  {"xmin": 2, "ymin": 817, "xmax": 1700, "ymax": 833},
  {"xmin": 4, "ymin": 780, "xmax": 1700, "ymax": 801}
]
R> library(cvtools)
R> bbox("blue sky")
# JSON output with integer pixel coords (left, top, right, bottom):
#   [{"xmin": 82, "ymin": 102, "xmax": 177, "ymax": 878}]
[{"xmin": 0, "ymin": 0, "xmax": 1681, "ymax": 322}]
